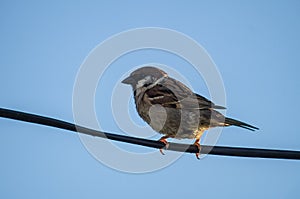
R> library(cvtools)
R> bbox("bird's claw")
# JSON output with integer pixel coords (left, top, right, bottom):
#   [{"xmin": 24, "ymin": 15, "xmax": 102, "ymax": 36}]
[
  {"xmin": 158, "ymin": 138, "xmax": 169, "ymax": 155},
  {"xmin": 159, "ymin": 148, "xmax": 166, "ymax": 155},
  {"xmin": 194, "ymin": 142, "xmax": 201, "ymax": 160}
]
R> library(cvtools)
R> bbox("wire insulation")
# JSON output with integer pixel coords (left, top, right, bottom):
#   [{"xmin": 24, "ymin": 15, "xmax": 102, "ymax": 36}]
[{"xmin": 1, "ymin": 108, "xmax": 299, "ymax": 160}]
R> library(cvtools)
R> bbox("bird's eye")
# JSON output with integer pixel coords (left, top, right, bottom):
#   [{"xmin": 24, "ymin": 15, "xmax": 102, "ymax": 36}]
[{"xmin": 136, "ymin": 74, "xmax": 146, "ymax": 79}]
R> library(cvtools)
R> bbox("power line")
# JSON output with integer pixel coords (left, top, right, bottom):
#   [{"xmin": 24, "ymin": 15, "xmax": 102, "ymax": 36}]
[{"xmin": 0, "ymin": 107, "xmax": 299, "ymax": 160}]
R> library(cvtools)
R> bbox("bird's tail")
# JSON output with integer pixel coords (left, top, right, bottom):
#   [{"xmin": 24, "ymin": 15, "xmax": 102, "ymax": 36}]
[{"xmin": 224, "ymin": 117, "xmax": 259, "ymax": 131}]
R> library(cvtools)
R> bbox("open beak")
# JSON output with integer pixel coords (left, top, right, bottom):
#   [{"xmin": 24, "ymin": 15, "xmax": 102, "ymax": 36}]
[{"xmin": 121, "ymin": 76, "xmax": 135, "ymax": 85}]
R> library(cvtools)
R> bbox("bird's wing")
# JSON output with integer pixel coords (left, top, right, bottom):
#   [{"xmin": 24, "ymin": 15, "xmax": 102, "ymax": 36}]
[
  {"xmin": 195, "ymin": 94, "xmax": 226, "ymax": 109},
  {"xmin": 145, "ymin": 77, "xmax": 226, "ymax": 109},
  {"xmin": 145, "ymin": 84, "xmax": 180, "ymax": 108}
]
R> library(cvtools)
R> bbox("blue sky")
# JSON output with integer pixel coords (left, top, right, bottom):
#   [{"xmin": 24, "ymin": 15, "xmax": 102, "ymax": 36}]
[{"xmin": 1, "ymin": 0, "xmax": 300, "ymax": 198}]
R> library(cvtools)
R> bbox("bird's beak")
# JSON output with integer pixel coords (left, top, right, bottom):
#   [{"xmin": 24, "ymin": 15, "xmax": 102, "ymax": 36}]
[{"xmin": 121, "ymin": 76, "xmax": 135, "ymax": 85}]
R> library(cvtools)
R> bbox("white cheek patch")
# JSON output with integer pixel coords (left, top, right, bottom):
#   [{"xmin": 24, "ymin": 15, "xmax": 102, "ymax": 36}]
[
  {"xmin": 136, "ymin": 76, "xmax": 151, "ymax": 88},
  {"xmin": 147, "ymin": 75, "xmax": 167, "ymax": 89},
  {"xmin": 135, "ymin": 75, "xmax": 167, "ymax": 89}
]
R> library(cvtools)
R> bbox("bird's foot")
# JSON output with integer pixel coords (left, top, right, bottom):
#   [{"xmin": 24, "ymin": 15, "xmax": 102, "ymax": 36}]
[
  {"xmin": 193, "ymin": 141, "xmax": 201, "ymax": 160},
  {"xmin": 158, "ymin": 137, "xmax": 169, "ymax": 155}
]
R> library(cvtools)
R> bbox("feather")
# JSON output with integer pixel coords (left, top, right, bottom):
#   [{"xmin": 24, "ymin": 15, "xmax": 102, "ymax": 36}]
[
  {"xmin": 145, "ymin": 77, "xmax": 226, "ymax": 110},
  {"xmin": 224, "ymin": 117, "xmax": 259, "ymax": 131}
]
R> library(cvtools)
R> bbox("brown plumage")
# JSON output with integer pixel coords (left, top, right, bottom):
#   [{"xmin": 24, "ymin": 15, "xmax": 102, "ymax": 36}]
[{"xmin": 122, "ymin": 66, "xmax": 258, "ymax": 158}]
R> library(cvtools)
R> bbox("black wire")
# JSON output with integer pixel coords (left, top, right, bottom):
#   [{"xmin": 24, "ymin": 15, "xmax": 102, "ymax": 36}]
[{"xmin": 1, "ymin": 107, "xmax": 300, "ymax": 160}]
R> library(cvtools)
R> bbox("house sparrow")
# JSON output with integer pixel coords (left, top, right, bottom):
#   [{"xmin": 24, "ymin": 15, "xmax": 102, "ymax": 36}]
[{"xmin": 122, "ymin": 66, "xmax": 258, "ymax": 159}]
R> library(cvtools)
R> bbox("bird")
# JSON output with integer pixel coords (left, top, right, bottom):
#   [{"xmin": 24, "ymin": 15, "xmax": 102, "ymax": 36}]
[{"xmin": 122, "ymin": 66, "xmax": 258, "ymax": 159}]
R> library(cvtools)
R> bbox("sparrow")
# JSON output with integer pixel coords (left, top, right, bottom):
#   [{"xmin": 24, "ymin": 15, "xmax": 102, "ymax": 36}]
[{"xmin": 122, "ymin": 66, "xmax": 258, "ymax": 159}]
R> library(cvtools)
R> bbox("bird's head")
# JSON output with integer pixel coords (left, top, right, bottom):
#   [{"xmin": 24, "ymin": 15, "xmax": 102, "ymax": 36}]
[{"xmin": 122, "ymin": 66, "xmax": 168, "ymax": 89}]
